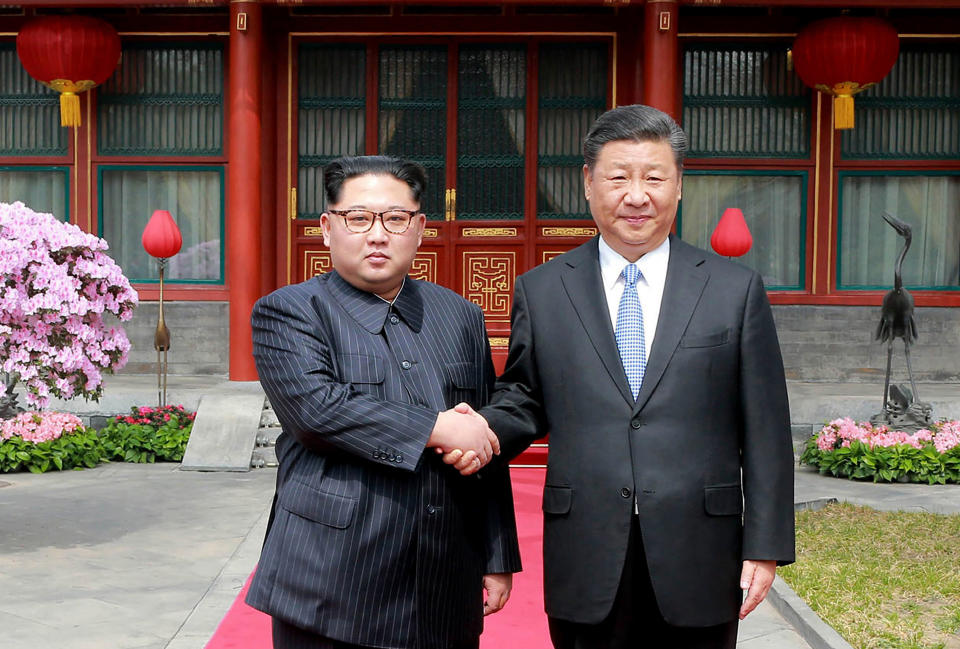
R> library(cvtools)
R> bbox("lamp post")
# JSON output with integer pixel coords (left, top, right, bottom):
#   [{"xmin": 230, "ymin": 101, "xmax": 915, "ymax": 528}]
[{"xmin": 142, "ymin": 210, "xmax": 182, "ymax": 407}]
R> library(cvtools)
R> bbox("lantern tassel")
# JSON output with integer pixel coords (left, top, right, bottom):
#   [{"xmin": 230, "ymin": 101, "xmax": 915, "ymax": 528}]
[
  {"xmin": 59, "ymin": 92, "xmax": 81, "ymax": 128},
  {"xmin": 834, "ymin": 94, "xmax": 855, "ymax": 130}
]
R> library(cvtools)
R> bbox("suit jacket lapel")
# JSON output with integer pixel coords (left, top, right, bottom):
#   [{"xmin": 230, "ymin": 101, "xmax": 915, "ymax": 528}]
[
  {"xmin": 634, "ymin": 236, "xmax": 709, "ymax": 413},
  {"xmin": 561, "ymin": 237, "xmax": 635, "ymax": 406}
]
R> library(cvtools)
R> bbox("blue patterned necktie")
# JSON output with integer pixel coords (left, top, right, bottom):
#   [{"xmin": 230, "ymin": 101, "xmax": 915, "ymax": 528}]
[{"xmin": 616, "ymin": 263, "xmax": 646, "ymax": 399}]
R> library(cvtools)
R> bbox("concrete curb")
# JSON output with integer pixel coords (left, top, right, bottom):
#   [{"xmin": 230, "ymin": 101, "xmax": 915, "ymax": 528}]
[
  {"xmin": 767, "ymin": 577, "xmax": 855, "ymax": 649},
  {"xmin": 768, "ymin": 497, "xmax": 853, "ymax": 649}
]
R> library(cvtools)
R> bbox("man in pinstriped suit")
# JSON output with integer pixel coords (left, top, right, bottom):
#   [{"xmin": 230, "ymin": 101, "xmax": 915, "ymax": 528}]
[{"xmin": 246, "ymin": 156, "xmax": 522, "ymax": 649}]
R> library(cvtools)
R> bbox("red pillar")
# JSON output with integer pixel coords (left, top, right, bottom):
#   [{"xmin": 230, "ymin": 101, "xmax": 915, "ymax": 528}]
[
  {"xmin": 642, "ymin": 0, "xmax": 680, "ymax": 121},
  {"xmin": 227, "ymin": 1, "xmax": 262, "ymax": 381}
]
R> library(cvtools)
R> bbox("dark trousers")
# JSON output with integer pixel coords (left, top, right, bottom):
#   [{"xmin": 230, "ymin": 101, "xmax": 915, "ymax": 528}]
[
  {"xmin": 272, "ymin": 618, "xmax": 480, "ymax": 649},
  {"xmin": 548, "ymin": 518, "xmax": 738, "ymax": 649}
]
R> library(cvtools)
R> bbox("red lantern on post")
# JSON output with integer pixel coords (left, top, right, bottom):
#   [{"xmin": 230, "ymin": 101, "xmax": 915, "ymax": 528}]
[
  {"xmin": 711, "ymin": 208, "xmax": 753, "ymax": 258},
  {"xmin": 142, "ymin": 210, "xmax": 182, "ymax": 408},
  {"xmin": 142, "ymin": 210, "xmax": 183, "ymax": 260},
  {"xmin": 791, "ymin": 16, "xmax": 899, "ymax": 130},
  {"xmin": 16, "ymin": 16, "xmax": 121, "ymax": 128}
]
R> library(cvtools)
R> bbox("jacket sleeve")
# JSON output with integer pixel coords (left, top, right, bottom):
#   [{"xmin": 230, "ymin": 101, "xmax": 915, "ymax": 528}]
[
  {"xmin": 476, "ymin": 326, "xmax": 523, "ymax": 575},
  {"xmin": 251, "ymin": 289, "xmax": 437, "ymax": 472},
  {"xmin": 481, "ymin": 275, "xmax": 550, "ymax": 461},
  {"xmin": 738, "ymin": 272, "xmax": 796, "ymax": 565}
]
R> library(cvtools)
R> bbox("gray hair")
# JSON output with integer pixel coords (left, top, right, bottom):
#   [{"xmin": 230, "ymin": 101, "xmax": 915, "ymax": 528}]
[{"xmin": 583, "ymin": 104, "xmax": 688, "ymax": 172}]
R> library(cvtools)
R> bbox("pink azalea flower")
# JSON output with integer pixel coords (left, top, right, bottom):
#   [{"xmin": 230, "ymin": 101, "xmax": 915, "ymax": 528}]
[{"xmin": 0, "ymin": 201, "xmax": 138, "ymax": 409}]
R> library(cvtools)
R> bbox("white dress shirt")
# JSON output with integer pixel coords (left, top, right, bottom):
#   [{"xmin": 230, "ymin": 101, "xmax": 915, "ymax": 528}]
[{"xmin": 598, "ymin": 235, "xmax": 670, "ymax": 358}]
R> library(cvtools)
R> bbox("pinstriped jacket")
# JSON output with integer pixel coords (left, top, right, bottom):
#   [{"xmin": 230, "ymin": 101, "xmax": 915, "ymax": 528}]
[{"xmin": 245, "ymin": 270, "xmax": 522, "ymax": 649}]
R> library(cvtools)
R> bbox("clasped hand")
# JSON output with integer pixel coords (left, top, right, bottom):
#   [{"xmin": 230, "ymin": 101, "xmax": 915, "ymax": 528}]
[{"xmin": 427, "ymin": 403, "xmax": 499, "ymax": 476}]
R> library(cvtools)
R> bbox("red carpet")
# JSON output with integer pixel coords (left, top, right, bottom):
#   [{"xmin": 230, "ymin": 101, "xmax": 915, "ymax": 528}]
[{"xmin": 206, "ymin": 468, "xmax": 549, "ymax": 649}]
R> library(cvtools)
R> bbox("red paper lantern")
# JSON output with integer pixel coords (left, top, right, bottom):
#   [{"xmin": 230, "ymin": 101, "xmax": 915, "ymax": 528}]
[
  {"xmin": 791, "ymin": 16, "xmax": 899, "ymax": 130},
  {"xmin": 711, "ymin": 208, "xmax": 753, "ymax": 258},
  {"xmin": 142, "ymin": 210, "xmax": 183, "ymax": 259},
  {"xmin": 16, "ymin": 16, "xmax": 121, "ymax": 128}
]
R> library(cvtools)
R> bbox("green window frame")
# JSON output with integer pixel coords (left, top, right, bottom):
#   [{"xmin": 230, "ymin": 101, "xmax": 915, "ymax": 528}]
[
  {"xmin": 0, "ymin": 166, "xmax": 70, "ymax": 222},
  {"xmin": 97, "ymin": 42, "xmax": 224, "ymax": 157},
  {"xmin": 682, "ymin": 44, "xmax": 810, "ymax": 159},
  {"xmin": 0, "ymin": 44, "xmax": 68, "ymax": 157},
  {"xmin": 97, "ymin": 164, "xmax": 225, "ymax": 285},
  {"xmin": 537, "ymin": 42, "xmax": 607, "ymax": 220},
  {"xmin": 678, "ymin": 170, "xmax": 808, "ymax": 291},
  {"xmin": 840, "ymin": 45, "xmax": 960, "ymax": 161},
  {"xmin": 837, "ymin": 171, "xmax": 960, "ymax": 291},
  {"xmin": 297, "ymin": 43, "xmax": 366, "ymax": 220}
]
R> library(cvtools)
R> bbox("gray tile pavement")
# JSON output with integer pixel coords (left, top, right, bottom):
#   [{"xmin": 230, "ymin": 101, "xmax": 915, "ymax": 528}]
[{"xmin": 3, "ymin": 374, "xmax": 958, "ymax": 649}]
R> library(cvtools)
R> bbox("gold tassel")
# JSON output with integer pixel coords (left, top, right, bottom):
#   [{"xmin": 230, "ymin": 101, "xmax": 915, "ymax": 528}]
[
  {"xmin": 834, "ymin": 95, "xmax": 854, "ymax": 130},
  {"xmin": 59, "ymin": 92, "xmax": 81, "ymax": 128}
]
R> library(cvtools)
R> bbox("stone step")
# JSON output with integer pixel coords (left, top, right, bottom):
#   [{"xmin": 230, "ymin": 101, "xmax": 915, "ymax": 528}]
[
  {"xmin": 251, "ymin": 399, "xmax": 281, "ymax": 469},
  {"xmin": 251, "ymin": 446, "xmax": 278, "ymax": 468}
]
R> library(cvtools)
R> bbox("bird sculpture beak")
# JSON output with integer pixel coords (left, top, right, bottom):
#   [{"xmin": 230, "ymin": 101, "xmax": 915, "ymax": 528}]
[{"xmin": 882, "ymin": 211, "xmax": 912, "ymax": 238}]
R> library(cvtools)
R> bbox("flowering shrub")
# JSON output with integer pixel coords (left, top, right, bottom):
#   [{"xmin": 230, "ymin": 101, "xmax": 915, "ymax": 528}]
[
  {"xmin": 0, "ymin": 411, "xmax": 104, "ymax": 473},
  {"xmin": 801, "ymin": 417, "xmax": 960, "ymax": 484},
  {"xmin": 100, "ymin": 405, "xmax": 195, "ymax": 463},
  {"xmin": 0, "ymin": 201, "xmax": 138, "ymax": 410}
]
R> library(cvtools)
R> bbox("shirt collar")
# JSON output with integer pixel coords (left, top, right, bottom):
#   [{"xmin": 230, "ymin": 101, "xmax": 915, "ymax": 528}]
[
  {"xmin": 328, "ymin": 272, "xmax": 424, "ymax": 333},
  {"xmin": 598, "ymin": 235, "xmax": 671, "ymax": 289}
]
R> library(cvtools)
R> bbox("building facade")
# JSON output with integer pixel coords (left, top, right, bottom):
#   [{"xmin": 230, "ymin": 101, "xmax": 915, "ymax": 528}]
[{"xmin": 2, "ymin": 0, "xmax": 958, "ymax": 382}]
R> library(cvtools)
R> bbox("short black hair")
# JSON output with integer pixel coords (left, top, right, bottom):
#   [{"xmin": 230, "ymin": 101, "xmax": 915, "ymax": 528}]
[
  {"xmin": 323, "ymin": 155, "xmax": 428, "ymax": 205},
  {"xmin": 583, "ymin": 104, "xmax": 688, "ymax": 172}
]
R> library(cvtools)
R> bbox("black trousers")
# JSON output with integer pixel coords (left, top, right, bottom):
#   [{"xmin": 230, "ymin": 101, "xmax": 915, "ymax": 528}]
[
  {"xmin": 548, "ymin": 518, "xmax": 738, "ymax": 649},
  {"xmin": 272, "ymin": 618, "xmax": 480, "ymax": 649}
]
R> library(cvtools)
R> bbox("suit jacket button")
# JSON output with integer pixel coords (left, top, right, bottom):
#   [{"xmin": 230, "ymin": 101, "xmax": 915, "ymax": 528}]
[
  {"xmin": 426, "ymin": 504, "xmax": 436, "ymax": 515},
  {"xmin": 401, "ymin": 360, "xmax": 412, "ymax": 370},
  {"xmin": 395, "ymin": 454, "xmax": 403, "ymax": 463},
  {"xmin": 631, "ymin": 419, "xmax": 641, "ymax": 429},
  {"xmin": 620, "ymin": 487, "xmax": 632, "ymax": 499}
]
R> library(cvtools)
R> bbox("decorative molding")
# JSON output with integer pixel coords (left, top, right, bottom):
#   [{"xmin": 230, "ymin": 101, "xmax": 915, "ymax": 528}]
[
  {"xmin": 409, "ymin": 252, "xmax": 438, "ymax": 283},
  {"xmin": 462, "ymin": 227, "xmax": 518, "ymax": 238},
  {"xmin": 304, "ymin": 251, "xmax": 332, "ymax": 280},
  {"xmin": 463, "ymin": 252, "xmax": 515, "ymax": 323},
  {"xmin": 541, "ymin": 227, "xmax": 597, "ymax": 237},
  {"xmin": 303, "ymin": 226, "xmax": 324, "ymax": 237},
  {"xmin": 423, "ymin": 228, "xmax": 439, "ymax": 238},
  {"xmin": 488, "ymin": 337, "xmax": 510, "ymax": 348},
  {"xmin": 541, "ymin": 250, "xmax": 566, "ymax": 264}
]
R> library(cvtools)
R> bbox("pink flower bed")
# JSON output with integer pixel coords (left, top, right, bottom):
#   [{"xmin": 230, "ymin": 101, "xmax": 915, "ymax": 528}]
[
  {"xmin": 816, "ymin": 417, "xmax": 960, "ymax": 455},
  {"xmin": 1, "ymin": 411, "xmax": 85, "ymax": 444}
]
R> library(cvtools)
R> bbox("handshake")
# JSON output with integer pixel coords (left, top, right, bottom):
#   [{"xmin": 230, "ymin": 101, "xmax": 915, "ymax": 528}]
[{"xmin": 427, "ymin": 403, "xmax": 499, "ymax": 476}]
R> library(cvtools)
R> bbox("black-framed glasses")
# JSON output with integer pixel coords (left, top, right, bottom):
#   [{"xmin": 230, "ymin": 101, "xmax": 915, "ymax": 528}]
[{"xmin": 328, "ymin": 209, "xmax": 419, "ymax": 234}]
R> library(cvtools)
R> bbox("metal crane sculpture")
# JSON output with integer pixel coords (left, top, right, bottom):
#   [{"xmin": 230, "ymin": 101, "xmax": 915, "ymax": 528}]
[{"xmin": 873, "ymin": 211, "xmax": 932, "ymax": 431}]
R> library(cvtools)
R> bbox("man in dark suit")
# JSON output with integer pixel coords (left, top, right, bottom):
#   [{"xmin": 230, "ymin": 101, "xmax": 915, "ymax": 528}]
[
  {"xmin": 452, "ymin": 104, "xmax": 794, "ymax": 648},
  {"xmin": 246, "ymin": 155, "xmax": 521, "ymax": 649}
]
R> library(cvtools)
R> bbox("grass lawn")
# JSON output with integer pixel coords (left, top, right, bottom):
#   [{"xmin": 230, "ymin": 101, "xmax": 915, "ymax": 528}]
[{"xmin": 779, "ymin": 502, "xmax": 960, "ymax": 649}]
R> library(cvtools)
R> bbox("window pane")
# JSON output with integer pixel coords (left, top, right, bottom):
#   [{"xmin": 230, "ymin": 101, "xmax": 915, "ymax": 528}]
[
  {"xmin": 842, "ymin": 46, "xmax": 960, "ymax": 160},
  {"xmin": 98, "ymin": 44, "xmax": 224, "ymax": 156},
  {"xmin": 680, "ymin": 173, "xmax": 806, "ymax": 289},
  {"xmin": 100, "ymin": 168, "xmax": 222, "ymax": 282},
  {"xmin": 379, "ymin": 46, "xmax": 447, "ymax": 221},
  {"xmin": 839, "ymin": 174, "xmax": 960, "ymax": 289},
  {"xmin": 0, "ymin": 45, "xmax": 67, "ymax": 156},
  {"xmin": 298, "ymin": 44, "xmax": 366, "ymax": 219},
  {"xmin": 537, "ymin": 43, "xmax": 606, "ymax": 220},
  {"xmin": 458, "ymin": 45, "xmax": 525, "ymax": 220},
  {"xmin": 682, "ymin": 45, "xmax": 810, "ymax": 158},
  {"xmin": 0, "ymin": 168, "xmax": 68, "ymax": 221}
]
